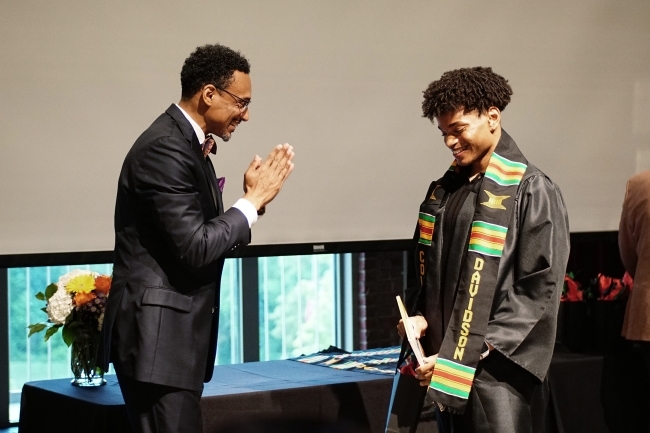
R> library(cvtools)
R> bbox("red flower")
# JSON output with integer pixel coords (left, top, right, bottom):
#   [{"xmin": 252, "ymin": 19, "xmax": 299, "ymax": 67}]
[
  {"xmin": 94, "ymin": 275, "xmax": 111, "ymax": 295},
  {"xmin": 563, "ymin": 275, "xmax": 582, "ymax": 302},
  {"xmin": 623, "ymin": 272, "xmax": 634, "ymax": 292}
]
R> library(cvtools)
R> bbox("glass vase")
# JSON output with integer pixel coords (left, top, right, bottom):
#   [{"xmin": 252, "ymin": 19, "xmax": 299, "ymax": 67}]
[{"xmin": 70, "ymin": 327, "xmax": 106, "ymax": 387}]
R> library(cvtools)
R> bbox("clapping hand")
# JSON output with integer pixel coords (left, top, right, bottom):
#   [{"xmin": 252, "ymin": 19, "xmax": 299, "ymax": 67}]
[{"xmin": 243, "ymin": 143, "xmax": 295, "ymax": 211}]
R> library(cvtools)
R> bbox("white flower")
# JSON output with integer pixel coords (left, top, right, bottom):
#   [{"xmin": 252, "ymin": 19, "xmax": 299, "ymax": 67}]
[{"xmin": 46, "ymin": 284, "xmax": 74, "ymax": 325}]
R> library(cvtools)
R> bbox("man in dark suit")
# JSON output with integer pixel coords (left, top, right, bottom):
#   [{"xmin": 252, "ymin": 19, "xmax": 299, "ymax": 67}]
[{"xmin": 98, "ymin": 44, "xmax": 295, "ymax": 433}]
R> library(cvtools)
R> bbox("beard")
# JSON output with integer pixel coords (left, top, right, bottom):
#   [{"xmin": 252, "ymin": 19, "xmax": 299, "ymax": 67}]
[
  {"xmin": 216, "ymin": 129, "xmax": 231, "ymax": 142},
  {"xmin": 218, "ymin": 122, "xmax": 239, "ymax": 142}
]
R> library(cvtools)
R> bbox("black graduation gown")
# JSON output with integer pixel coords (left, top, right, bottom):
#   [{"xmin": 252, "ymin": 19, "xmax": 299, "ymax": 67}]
[{"xmin": 414, "ymin": 162, "xmax": 570, "ymax": 433}]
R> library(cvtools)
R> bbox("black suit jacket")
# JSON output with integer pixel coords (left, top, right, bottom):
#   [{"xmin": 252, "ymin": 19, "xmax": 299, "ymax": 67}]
[{"xmin": 98, "ymin": 104, "xmax": 251, "ymax": 391}]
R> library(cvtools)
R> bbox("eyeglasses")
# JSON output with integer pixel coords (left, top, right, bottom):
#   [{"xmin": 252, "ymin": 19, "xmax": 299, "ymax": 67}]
[{"xmin": 219, "ymin": 88, "xmax": 251, "ymax": 113}]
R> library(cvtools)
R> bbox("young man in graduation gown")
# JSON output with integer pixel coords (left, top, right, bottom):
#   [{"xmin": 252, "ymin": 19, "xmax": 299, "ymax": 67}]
[
  {"xmin": 98, "ymin": 44, "xmax": 295, "ymax": 433},
  {"xmin": 397, "ymin": 67, "xmax": 570, "ymax": 433}
]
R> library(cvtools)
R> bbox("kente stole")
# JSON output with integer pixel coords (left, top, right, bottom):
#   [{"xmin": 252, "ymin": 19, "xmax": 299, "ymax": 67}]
[{"xmin": 415, "ymin": 134, "xmax": 528, "ymax": 413}]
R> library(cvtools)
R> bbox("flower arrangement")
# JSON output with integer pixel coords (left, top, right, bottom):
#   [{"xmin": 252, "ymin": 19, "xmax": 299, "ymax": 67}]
[
  {"xmin": 28, "ymin": 269, "xmax": 111, "ymax": 386},
  {"xmin": 561, "ymin": 271, "xmax": 633, "ymax": 302}
]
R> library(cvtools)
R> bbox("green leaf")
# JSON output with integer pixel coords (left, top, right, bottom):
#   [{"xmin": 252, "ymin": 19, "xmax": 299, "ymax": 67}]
[
  {"xmin": 44, "ymin": 283, "xmax": 58, "ymax": 300},
  {"xmin": 61, "ymin": 324, "xmax": 76, "ymax": 347},
  {"xmin": 27, "ymin": 323, "xmax": 47, "ymax": 337},
  {"xmin": 35, "ymin": 292, "xmax": 46, "ymax": 301},
  {"xmin": 40, "ymin": 307, "xmax": 47, "ymax": 313},
  {"xmin": 44, "ymin": 325, "xmax": 61, "ymax": 342},
  {"xmin": 64, "ymin": 310, "xmax": 81, "ymax": 325}
]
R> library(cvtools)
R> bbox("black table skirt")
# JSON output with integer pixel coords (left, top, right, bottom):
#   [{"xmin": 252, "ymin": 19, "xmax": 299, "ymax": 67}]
[
  {"xmin": 18, "ymin": 359, "xmax": 393, "ymax": 433},
  {"xmin": 547, "ymin": 352, "xmax": 609, "ymax": 433},
  {"xmin": 18, "ymin": 351, "xmax": 610, "ymax": 433}
]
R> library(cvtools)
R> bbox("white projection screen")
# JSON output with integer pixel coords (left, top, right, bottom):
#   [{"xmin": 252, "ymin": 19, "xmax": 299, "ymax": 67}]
[{"xmin": 1, "ymin": 0, "xmax": 649, "ymax": 255}]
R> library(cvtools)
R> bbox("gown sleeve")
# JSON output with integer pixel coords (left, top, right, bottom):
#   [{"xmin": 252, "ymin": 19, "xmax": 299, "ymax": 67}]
[{"xmin": 485, "ymin": 173, "xmax": 570, "ymax": 380}]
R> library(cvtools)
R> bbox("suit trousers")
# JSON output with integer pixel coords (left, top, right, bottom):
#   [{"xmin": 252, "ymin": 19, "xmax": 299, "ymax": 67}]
[
  {"xmin": 116, "ymin": 370, "xmax": 203, "ymax": 433},
  {"xmin": 436, "ymin": 350, "xmax": 548, "ymax": 433}
]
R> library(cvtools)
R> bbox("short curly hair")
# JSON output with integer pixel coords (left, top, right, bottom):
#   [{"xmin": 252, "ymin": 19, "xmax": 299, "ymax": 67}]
[
  {"xmin": 421, "ymin": 67, "xmax": 512, "ymax": 121},
  {"xmin": 180, "ymin": 44, "xmax": 250, "ymax": 99}
]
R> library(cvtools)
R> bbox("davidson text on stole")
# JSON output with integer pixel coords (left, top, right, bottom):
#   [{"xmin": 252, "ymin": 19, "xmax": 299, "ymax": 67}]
[{"xmin": 454, "ymin": 257, "xmax": 484, "ymax": 361}]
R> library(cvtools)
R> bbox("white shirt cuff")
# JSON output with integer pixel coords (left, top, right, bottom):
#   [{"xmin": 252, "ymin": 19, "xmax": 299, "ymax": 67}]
[{"xmin": 232, "ymin": 198, "xmax": 258, "ymax": 228}]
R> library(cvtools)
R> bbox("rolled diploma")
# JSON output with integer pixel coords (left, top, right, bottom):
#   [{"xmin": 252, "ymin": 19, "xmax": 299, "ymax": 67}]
[{"xmin": 396, "ymin": 295, "xmax": 426, "ymax": 366}]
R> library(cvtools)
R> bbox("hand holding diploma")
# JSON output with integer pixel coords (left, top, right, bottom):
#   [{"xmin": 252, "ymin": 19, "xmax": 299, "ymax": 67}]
[
  {"xmin": 396, "ymin": 296, "xmax": 427, "ymax": 366},
  {"xmin": 396, "ymin": 316, "xmax": 428, "ymax": 340},
  {"xmin": 415, "ymin": 354, "xmax": 438, "ymax": 386}
]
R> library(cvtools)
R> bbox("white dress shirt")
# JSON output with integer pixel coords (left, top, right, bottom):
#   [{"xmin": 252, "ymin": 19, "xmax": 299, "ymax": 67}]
[{"xmin": 175, "ymin": 104, "xmax": 258, "ymax": 228}]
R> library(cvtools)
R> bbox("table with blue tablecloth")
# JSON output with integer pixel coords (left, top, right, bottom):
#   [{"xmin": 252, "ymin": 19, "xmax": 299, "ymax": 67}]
[
  {"xmin": 19, "ymin": 352, "xmax": 396, "ymax": 433},
  {"xmin": 18, "ymin": 347, "xmax": 610, "ymax": 433}
]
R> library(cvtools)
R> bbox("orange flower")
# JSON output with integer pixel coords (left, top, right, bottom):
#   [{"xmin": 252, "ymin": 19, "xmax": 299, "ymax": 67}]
[
  {"xmin": 74, "ymin": 291, "xmax": 97, "ymax": 307},
  {"xmin": 94, "ymin": 275, "xmax": 111, "ymax": 295}
]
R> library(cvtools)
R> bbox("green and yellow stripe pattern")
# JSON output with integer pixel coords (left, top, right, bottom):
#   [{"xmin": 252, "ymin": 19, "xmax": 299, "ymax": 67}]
[
  {"xmin": 430, "ymin": 358, "xmax": 476, "ymax": 399},
  {"xmin": 418, "ymin": 213, "xmax": 435, "ymax": 246},
  {"xmin": 485, "ymin": 152, "xmax": 527, "ymax": 186},
  {"xmin": 468, "ymin": 221, "xmax": 508, "ymax": 257}
]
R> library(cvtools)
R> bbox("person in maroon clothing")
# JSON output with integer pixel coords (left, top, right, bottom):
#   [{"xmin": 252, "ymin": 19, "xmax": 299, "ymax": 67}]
[{"xmin": 619, "ymin": 170, "xmax": 650, "ymax": 431}]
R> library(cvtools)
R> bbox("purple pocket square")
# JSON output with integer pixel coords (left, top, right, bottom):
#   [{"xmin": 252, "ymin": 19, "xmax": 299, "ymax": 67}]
[{"xmin": 217, "ymin": 177, "xmax": 225, "ymax": 193}]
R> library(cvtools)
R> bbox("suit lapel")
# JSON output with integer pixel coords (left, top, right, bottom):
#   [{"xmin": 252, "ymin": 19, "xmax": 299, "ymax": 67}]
[
  {"xmin": 191, "ymin": 135, "xmax": 221, "ymax": 215},
  {"xmin": 165, "ymin": 104, "xmax": 220, "ymax": 215},
  {"xmin": 206, "ymin": 158, "xmax": 224, "ymax": 214}
]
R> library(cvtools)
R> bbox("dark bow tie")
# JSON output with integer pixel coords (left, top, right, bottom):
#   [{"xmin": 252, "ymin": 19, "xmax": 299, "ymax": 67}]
[{"xmin": 201, "ymin": 135, "xmax": 217, "ymax": 158}]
